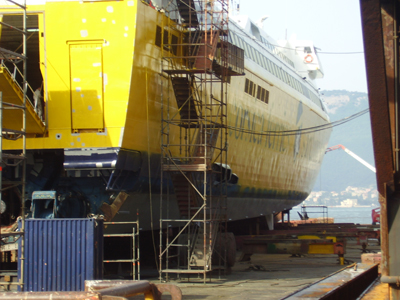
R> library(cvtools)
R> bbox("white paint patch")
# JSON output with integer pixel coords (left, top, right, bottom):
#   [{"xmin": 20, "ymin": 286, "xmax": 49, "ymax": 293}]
[
  {"xmin": 82, "ymin": 18, "xmax": 86, "ymax": 23},
  {"xmin": 107, "ymin": 6, "xmax": 114, "ymax": 13},
  {"xmin": 119, "ymin": 127, "xmax": 125, "ymax": 147},
  {"xmin": 103, "ymin": 73, "xmax": 108, "ymax": 86},
  {"xmin": 81, "ymin": 94, "xmax": 84, "ymax": 98},
  {"xmin": 76, "ymin": 87, "xmax": 81, "ymax": 92},
  {"xmin": 73, "ymin": 78, "xmax": 80, "ymax": 82},
  {"xmin": 97, "ymin": 95, "xmax": 101, "ymax": 99},
  {"xmin": 124, "ymin": 33, "xmax": 128, "ymax": 37},
  {"xmin": 77, "ymin": 137, "xmax": 81, "ymax": 142},
  {"xmin": 72, "ymin": 109, "xmax": 76, "ymax": 113},
  {"xmin": 56, "ymin": 133, "xmax": 62, "ymax": 140},
  {"xmin": 127, "ymin": 0, "xmax": 134, "ymax": 6},
  {"xmin": 70, "ymin": 142, "xmax": 74, "ymax": 146},
  {"xmin": 99, "ymin": 72, "xmax": 103, "ymax": 78},
  {"xmin": 112, "ymin": 20, "xmax": 116, "ymax": 24},
  {"xmin": 103, "ymin": 41, "xmax": 110, "ymax": 47},
  {"xmin": 82, "ymin": 143, "xmax": 85, "ymax": 147},
  {"xmin": 102, "ymin": 18, "xmax": 106, "ymax": 22},
  {"xmin": 93, "ymin": 62, "xmax": 101, "ymax": 67},
  {"xmin": 88, "ymin": 106, "xmax": 92, "ymax": 110},
  {"xmin": 80, "ymin": 30, "xmax": 88, "ymax": 38},
  {"xmin": 125, "ymin": 26, "xmax": 129, "ymax": 31}
]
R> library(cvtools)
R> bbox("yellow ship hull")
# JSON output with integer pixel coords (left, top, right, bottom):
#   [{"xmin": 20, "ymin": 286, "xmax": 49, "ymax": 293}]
[{"xmin": 0, "ymin": 1, "xmax": 330, "ymax": 228}]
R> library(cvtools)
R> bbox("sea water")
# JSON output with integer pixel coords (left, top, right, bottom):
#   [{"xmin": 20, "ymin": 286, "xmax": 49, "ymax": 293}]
[{"xmin": 290, "ymin": 206, "xmax": 377, "ymax": 225}]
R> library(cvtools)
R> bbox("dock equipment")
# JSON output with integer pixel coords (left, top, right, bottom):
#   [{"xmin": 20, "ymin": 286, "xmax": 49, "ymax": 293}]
[
  {"xmin": 0, "ymin": 1, "xmax": 30, "ymax": 291},
  {"xmin": 159, "ymin": 0, "xmax": 244, "ymax": 282}
]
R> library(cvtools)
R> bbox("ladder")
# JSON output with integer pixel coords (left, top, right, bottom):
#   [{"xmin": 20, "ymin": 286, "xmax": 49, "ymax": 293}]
[
  {"xmin": 159, "ymin": 0, "xmax": 230, "ymax": 283},
  {"xmin": 0, "ymin": 0, "xmax": 29, "ymax": 290},
  {"xmin": 103, "ymin": 219, "xmax": 140, "ymax": 280}
]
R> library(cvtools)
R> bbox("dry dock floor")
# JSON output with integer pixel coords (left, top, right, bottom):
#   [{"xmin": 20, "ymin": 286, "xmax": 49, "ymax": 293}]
[{"xmin": 150, "ymin": 239, "xmax": 381, "ymax": 300}]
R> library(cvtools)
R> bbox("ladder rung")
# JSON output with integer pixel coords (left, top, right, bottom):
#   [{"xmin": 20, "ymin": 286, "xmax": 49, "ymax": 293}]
[
  {"xmin": 104, "ymin": 259, "xmax": 136, "ymax": 263},
  {"xmin": 2, "ymin": 128, "xmax": 25, "ymax": 135},
  {"xmin": 2, "ymin": 153, "xmax": 25, "ymax": 160}
]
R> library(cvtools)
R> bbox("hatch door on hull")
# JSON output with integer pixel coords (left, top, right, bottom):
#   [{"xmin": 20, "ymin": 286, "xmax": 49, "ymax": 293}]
[{"xmin": 69, "ymin": 43, "xmax": 104, "ymax": 130}]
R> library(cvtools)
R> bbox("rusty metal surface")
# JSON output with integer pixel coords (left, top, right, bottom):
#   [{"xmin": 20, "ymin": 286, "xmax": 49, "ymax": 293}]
[
  {"xmin": 360, "ymin": 0, "xmax": 395, "ymax": 279},
  {"xmin": 281, "ymin": 263, "xmax": 378, "ymax": 299},
  {"xmin": 0, "ymin": 281, "xmax": 182, "ymax": 300},
  {"xmin": 153, "ymin": 284, "xmax": 183, "ymax": 300},
  {"xmin": 85, "ymin": 280, "xmax": 182, "ymax": 300}
]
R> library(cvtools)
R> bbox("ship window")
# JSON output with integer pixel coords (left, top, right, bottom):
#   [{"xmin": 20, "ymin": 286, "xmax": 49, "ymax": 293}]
[
  {"xmin": 266, "ymin": 58, "xmax": 271, "ymax": 72},
  {"xmin": 264, "ymin": 89, "xmax": 270, "ymax": 104},
  {"xmin": 155, "ymin": 26, "xmax": 162, "ymax": 47},
  {"xmin": 230, "ymin": 32, "xmax": 236, "ymax": 45},
  {"xmin": 262, "ymin": 56, "xmax": 267, "ymax": 69},
  {"xmin": 228, "ymin": 31, "xmax": 233, "ymax": 44},
  {"xmin": 255, "ymin": 50, "xmax": 260, "ymax": 64},
  {"xmin": 250, "ymin": 47, "xmax": 255, "ymax": 61},
  {"xmin": 304, "ymin": 46, "xmax": 312, "ymax": 53},
  {"xmin": 257, "ymin": 86, "xmax": 261, "ymax": 99},
  {"xmin": 171, "ymin": 34, "xmax": 178, "ymax": 55},
  {"xmin": 245, "ymin": 79, "xmax": 256, "ymax": 97},
  {"xmin": 245, "ymin": 78, "xmax": 250, "ymax": 93},
  {"xmin": 155, "ymin": 26, "xmax": 168, "ymax": 48},
  {"xmin": 257, "ymin": 51, "xmax": 262, "ymax": 65}
]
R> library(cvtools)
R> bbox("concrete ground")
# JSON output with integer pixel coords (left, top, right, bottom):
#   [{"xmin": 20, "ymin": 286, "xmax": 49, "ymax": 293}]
[
  {"xmin": 0, "ymin": 239, "xmax": 380, "ymax": 299},
  {"xmin": 150, "ymin": 239, "xmax": 381, "ymax": 300}
]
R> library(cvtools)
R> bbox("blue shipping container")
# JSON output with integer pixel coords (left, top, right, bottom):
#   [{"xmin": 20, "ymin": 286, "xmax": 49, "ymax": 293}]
[{"xmin": 18, "ymin": 218, "xmax": 103, "ymax": 291}]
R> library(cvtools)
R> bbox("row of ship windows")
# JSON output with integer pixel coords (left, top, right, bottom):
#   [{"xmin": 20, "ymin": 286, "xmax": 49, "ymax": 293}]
[
  {"xmin": 154, "ymin": 24, "xmax": 323, "ymax": 112},
  {"xmin": 155, "ymin": 26, "xmax": 179, "ymax": 55},
  {"xmin": 245, "ymin": 79, "xmax": 270, "ymax": 104},
  {"xmin": 228, "ymin": 31, "xmax": 324, "ymax": 110}
]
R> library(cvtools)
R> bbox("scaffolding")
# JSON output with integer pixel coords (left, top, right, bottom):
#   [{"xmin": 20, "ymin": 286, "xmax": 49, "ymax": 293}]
[
  {"xmin": 103, "ymin": 218, "xmax": 141, "ymax": 280},
  {"xmin": 0, "ymin": 0, "xmax": 28, "ymax": 290},
  {"xmin": 159, "ymin": 0, "xmax": 234, "ymax": 282}
]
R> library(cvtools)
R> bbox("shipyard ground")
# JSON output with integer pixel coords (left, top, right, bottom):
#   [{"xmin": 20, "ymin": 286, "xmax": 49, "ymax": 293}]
[
  {"xmin": 140, "ymin": 238, "xmax": 380, "ymax": 299},
  {"xmin": 0, "ymin": 238, "xmax": 380, "ymax": 299}
]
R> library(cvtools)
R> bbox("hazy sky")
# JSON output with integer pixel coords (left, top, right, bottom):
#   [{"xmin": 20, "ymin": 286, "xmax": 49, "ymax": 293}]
[{"xmin": 236, "ymin": 0, "xmax": 367, "ymax": 93}]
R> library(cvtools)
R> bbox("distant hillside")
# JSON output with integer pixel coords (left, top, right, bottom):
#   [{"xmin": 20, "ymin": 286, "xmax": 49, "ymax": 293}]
[{"xmin": 313, "ymin": 90, "xmax": 376, "ymax": 192}]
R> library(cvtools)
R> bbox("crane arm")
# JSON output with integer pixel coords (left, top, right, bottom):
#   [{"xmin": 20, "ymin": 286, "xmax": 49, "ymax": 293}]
[{"xmin": 326, "ymin": 144, "xmax": 376, "ymax": 173}]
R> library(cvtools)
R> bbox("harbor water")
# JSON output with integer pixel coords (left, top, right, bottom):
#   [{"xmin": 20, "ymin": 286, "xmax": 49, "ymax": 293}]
[{"xmin": 290, "ymin": 206, "xmax": 377, "ymax": 225}]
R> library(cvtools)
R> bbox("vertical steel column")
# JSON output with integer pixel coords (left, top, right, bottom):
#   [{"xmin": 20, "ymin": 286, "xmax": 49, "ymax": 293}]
[
  {"xmin": 20, "ymin": 3, "xmax": 27, "ymax": 290},
  {"xmin": 360, "ymin": 0, "xmax": 400, "ymax": 297},
  {"xmin": 0, "ymin": 92, "xmax": 2, "ymax": 260}
]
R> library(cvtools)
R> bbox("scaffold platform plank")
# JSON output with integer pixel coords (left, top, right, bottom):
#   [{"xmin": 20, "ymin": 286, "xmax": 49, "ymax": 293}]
[{"xmin": 163, "ymin": 164, "xmax": 207, "ymax": 172}]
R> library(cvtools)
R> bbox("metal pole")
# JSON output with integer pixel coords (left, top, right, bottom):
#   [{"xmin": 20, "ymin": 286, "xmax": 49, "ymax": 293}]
[
  {"xmin": 132, "ymin": 227, "xmax": 135, "ymax": 280},
  {"xmin": 137, "ymin": 211, "xmax": 140, "ymax": 280},
  {"xmin": 20, "ymin": 3, "xmax": 27, "ymax": 290},
  {"xmin": 0, "ymin": 92, "xmax": 3, "ymax": 267}
]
